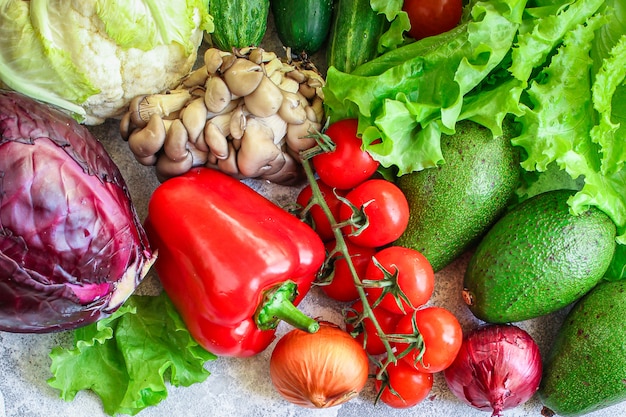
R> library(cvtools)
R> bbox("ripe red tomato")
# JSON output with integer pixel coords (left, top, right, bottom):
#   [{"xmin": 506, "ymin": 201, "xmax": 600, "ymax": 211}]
[
  {"xmin": 394, "ymin": 306, "xmax": 463, "ymax": 373},
  {"xmin": 296, "ymin": 182, "xmax": 346, "ymax": 242},
  {"xmin": 312, "ymin": 119, "xmax": 380, "ymax": 190},
  {"xmin": 345, "ymin": 299, "xmax": 401, "ymax": 356},
  {"xmin": 364, "ymin": 246, "xmax": 435, "ymax": 315},
  {"xmin": 375, "ymin": 360, "xmax": 433, "ymax": 408},
  {"xmin": 402, "ymin": 0, "xmax": 463, "ymax": 40},
  {"xmin": 319, "ymin": 240, "xmax": 377, "ymax": 302},
  {"xmin": 338, "ymin": 179, "xmax": 410, "ymax": 248}
]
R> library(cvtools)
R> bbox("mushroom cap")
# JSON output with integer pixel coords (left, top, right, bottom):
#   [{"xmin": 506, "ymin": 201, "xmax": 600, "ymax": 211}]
[
  {"xmin": 223, "ymin": 58, "xmax": 264, "ymax": 97},
  {"xmin": 217, "ymin": 142, "xmax": 241, "ymax": 178},
  {"xmin": 204, "ymin": 48, "xmax": 225, "ymax": 74},
  {"xmin": 243, "ymin": 76, "xmax": 283, "ymax": 118},
  {"xmin": 163, "ymin": 118, "xmax": 190, "ymax": 161},
  {"xmin": 279, "ymin": 91, "xmax": 308, "ymax": 125},
  {"xmin": 237, "ymin": 118, "xmax": 283, "ymax": 178},
  {"xmin": 261, "ymin": 151, "xmax": 304, "ymax": 185},
  {"xmin": 204, "ymin": 75, "xmax": 232, "ymax": 113},
  {"xmin": 286, "ymin": 119, "xmax": 321, "ymax": 156},
  {"xmin": 155, "ymin": 152, "xmax": 193, "ymax": 182},
  {"xmin": 181, "ymin": 97, "xmax": 208, "ymax": 143},
  {"xmin": 128, "ymin": 113, "xmax": 167, "ymax": 158},
  {"xmin": 204, "ymin": 121, "xmax": 230, "ymax": 160}
]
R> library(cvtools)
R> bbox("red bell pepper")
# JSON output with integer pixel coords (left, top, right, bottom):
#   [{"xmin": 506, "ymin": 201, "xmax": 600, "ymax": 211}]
[{"xmin": 145, "ymin": 167, "xmax": 325, "ymax": 357}]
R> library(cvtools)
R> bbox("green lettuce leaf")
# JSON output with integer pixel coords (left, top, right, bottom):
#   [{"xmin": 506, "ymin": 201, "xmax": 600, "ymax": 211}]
[
  {"xmin": 48, "ymin": 292, "xmax": 216, "ymax": 416},
  {"xmin": 371, "ymin": 0, "xmax": 411, "ymax": 53},
  {"xmin": 324, "ymin": 0, "xmax": 527, "ymax": 175},
  {"xmin": 513, "ymin": 1, "xmax": 626, "ymax": 248},
  {"xmin": 510, "ymin": 0, "xmax": 605, "ymax": 82}
]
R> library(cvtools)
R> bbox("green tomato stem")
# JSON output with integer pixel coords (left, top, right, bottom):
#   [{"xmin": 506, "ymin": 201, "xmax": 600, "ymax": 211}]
[{"xmin": 300, "ymin": 157, "xmax": 398, "ymax": 368}]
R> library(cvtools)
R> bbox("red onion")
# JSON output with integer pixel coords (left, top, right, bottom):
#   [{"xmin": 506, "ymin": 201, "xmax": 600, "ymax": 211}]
[{"xmin": 443, "ymin": 324, "xmax": 542, "ymax": 416}]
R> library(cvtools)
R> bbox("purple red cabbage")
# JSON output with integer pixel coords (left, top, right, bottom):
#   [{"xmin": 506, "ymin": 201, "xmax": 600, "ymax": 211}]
[{"xmin": 0, "ymin": 90, "xmax": 155, "ymax": 332}]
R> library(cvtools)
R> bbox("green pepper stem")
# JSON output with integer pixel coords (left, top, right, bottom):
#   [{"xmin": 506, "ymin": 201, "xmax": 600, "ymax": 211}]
[{"xmin": 255, "ymin": 281, "xmax": 319, "ymax": 333}]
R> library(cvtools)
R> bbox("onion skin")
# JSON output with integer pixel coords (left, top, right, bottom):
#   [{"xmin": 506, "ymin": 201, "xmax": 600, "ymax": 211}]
[
  {"xmin": 443, "ymin": 324, "xmax": 542, "ymax": 416},
  {"xmin": 269, "ymin": 321, "xmax": 369, "ymax": 408}
]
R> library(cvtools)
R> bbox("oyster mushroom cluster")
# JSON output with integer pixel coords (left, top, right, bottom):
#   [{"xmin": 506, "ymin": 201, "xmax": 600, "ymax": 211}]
[{"xmin": 119, "ymin": 47, "xmax": 326, "ymax": 185}]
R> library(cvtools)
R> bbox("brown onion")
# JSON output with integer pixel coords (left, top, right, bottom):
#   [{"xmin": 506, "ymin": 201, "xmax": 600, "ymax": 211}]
[
  {"xmin": 443, "ymin": 324, "xmax": 542, "ymax": 416},
  {"xmin": 269, "ymin": 321, "xmax": 369, "ymax": 408}
]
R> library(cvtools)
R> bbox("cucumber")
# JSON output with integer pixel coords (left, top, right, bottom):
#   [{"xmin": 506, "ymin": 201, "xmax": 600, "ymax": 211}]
[
  {"xmin": 271, "ymin": 0, "xmax": 334, "ymax": 54},
  {"xmin": 209, "ymin": 0, "xmax": 269, "ymax": 50},
  {"xmin": 326, "ymin": 0, "xmax": 387, "ymax": 73}
]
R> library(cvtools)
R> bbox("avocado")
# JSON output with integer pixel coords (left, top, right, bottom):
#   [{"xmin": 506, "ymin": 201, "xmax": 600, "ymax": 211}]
[
  {"xmin": 539, "ymin": 279, "xmax": 626, "ymax": 416},
  {"xmin": 394, "ymin": 119, "xmax": 520, "ymax": 272},
  {"xmin": 463, "ymin": 189, "xmax": 616, "ymax": 323}
]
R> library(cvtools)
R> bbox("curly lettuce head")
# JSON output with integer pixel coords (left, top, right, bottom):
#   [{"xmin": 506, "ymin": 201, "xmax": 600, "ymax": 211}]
[{"xmin": 0, "ymin": 0, "xmax": 214, "ymax": 124}]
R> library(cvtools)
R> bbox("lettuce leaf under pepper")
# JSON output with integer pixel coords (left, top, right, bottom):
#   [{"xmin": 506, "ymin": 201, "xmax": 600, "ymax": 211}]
[
  {"xmin": 323, "ymin": 0, "xmax": 626, "ymax": 276},
  {"xmin": 48, "ymin": 292, "xmax": 216, "ymax": 416}
]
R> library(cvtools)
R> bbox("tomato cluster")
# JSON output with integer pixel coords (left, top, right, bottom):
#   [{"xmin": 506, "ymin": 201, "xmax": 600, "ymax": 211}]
[{"xmin": 298, "ymin": 119, "xmax": 463, "ymax": 409}]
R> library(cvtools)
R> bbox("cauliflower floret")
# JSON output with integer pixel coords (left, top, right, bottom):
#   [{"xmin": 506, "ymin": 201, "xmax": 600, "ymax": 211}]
[
  {"xmin": 0, "ymin": 0, "xmax": 210, "ymax": 125},
  {"xmin": 66, "ymin": 2, "xmax": 205, "ymax": 124}
]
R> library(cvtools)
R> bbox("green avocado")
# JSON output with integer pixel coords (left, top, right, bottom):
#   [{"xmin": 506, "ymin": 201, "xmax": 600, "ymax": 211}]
[
  {"xmin": 540, "ymin": 279, "xmax": 626, "ymax": 416},
  {"xmin": 394, "ymin": 119, "xmax": 520, "ymax": 272},
  {"xmin": 463, "ymin": 189, "xmax": 616, "ymax": 323}
]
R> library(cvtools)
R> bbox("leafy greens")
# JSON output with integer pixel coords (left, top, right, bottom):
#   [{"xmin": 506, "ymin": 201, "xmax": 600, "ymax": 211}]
[
  {"xmin": 48, "ymin": 292, "xmax": 216, "ymax": 416},
  {"xmin": 324, "ymin": 0, "xmax": 626, "ymax": 277}
]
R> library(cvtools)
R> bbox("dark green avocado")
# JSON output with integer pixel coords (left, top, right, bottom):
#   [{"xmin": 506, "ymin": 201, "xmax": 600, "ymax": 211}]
[
  {"xmin": 394, "ymin": 119, "xmax": 520, "ymax": 272},
  {"xmin": 463, "ymin": 189, "xmax": 616, "ymax": 323},
  {"xmin": 540, "ymin": 279, "xmax": 626, "ymax": 416}
]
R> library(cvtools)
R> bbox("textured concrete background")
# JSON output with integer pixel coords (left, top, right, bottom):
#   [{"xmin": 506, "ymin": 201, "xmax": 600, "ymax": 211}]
[{"xmin": 0, "ymin": 10, "xmax": 624, "ymax": 417}]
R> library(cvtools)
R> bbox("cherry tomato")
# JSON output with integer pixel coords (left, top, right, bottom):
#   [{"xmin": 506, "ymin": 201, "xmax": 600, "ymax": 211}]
[
  {"xmin": 296, "ymin": 182, "xmax": 346, "ymax": 242},
  {"xmin": 338, "ymin": 179, "xmax": 410, "ymax": 248},
  {"xmin": 345, "ymin": 299, "xmax": 401, "ymax": 356},
  {"xmin": 364, "ymin": 246, "xmax": 435, "ymax": 315},
  {"xmin": 375, "ymin": 360, "xmax": 433, "ymax": 408},
  {"xmin": 403, "ymin": 0, "xmax": 463, "ymax": 40},
  {"xmin": 312, "ymin": 119, "xmax": 380, "ymax": 190},
  {"xmin": 319, "ymin": 240, "xmax": 377, "ymax": 302},
  {"xmin": 393, "ymin": 306, "xmax": 463, "ymax": 373}
]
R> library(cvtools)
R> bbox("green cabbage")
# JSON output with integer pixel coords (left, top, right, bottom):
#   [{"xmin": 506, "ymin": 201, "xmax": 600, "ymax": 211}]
[{"xmin": 0, "ymin": 0, "xmax": 214, "ymax": 123}]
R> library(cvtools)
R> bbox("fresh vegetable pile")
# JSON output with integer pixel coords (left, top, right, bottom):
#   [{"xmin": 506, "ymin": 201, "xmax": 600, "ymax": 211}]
[{"xmin": 0, "ymin": 0, "xmax": 625, "ymax": 416}]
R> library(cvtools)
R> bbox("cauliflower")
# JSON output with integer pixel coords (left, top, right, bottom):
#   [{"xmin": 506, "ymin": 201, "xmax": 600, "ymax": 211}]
[{"xmin": 0, "ymin": 0, "xmax": 214, "ymax": 125}]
